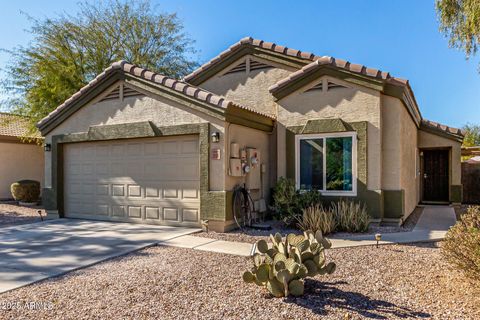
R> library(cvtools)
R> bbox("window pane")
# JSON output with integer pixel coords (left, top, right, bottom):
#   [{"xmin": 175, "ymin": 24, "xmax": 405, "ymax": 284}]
[
  {"xmin": 300, "ymin": 139, "xmax": 323, "ymax": 189},
  {"xmin": 326, "ymin": 137, "xmax": 353, "ymax": 191}
]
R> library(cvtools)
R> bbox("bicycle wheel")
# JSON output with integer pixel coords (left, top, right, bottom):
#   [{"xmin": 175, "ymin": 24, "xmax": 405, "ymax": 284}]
[{"xmin": 233, "ymin": 187, "xmax": 247, "ymax": 229}]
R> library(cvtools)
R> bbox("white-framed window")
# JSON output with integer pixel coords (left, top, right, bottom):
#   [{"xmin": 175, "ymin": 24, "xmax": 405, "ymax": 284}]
[{"xmin": 295, "ymin": 131, "xmax": 357, "ymax": 196}]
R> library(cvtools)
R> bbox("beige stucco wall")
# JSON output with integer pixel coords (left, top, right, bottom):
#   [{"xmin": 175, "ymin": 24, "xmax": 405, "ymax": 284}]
[
  {"xmin": 382, "ymin": 95, "xmax": 419, "ymax": 217},
  {"xmin": 44, "ymin": 81, "xmax": 226, "ymax": 191},
  {"xmin": 0, "ymin": 140, "xmax": 44, "ymax": 199},
  {"xmin": 277, "ymin": 76, "xmax": 382, "ymax": 190},
  {"xmin": 199, "ymin": 55, "xmax": 294, "ymax": 117},
  {"xmin": 418, "ymin": 130, "xmax": 462, "ymax": 185},
  {"xmin": 224, "ymin": 124, "xmax": 271, "ymax": 202}
]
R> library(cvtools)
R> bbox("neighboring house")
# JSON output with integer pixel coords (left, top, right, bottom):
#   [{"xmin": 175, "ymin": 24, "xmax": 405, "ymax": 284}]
[
  {"xmin": 37, "ymin": 38, "xmax": 464, "ymax": 231},
  {"xmin": 0, "ymin": 113, "xmax": 44, "ymax": 200}
]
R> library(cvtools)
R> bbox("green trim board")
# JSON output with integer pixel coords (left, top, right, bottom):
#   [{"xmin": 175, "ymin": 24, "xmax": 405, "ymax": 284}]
[
  {"xmin": 43, "ymin": 122, "xmax": 212, "ymax": 222},
  {"xmin": 284, "ymin": 119, "xmax": 384, "ymax": 219},
  {"xmin": 200, "ymin": 190, "xmax": 234, "ymax": 221},
  {"xmin": 383, "ymin": 190, "xmax": 405, "ymax": 219},
  {"xmin": 450, "ymin": 185, "xmax": 462, "ymax": 203}
]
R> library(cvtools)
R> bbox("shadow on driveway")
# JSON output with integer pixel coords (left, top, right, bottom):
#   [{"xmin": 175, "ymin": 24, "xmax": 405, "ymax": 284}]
[{"xmin": 0, "ymin": 219, "xmax": 200, "ymax": 293}]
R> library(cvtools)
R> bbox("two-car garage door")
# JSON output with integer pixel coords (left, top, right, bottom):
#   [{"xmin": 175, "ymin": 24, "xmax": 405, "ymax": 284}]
[{"xmin": 63, "ymin": 135, "xmax": 200, "ymax": 227}]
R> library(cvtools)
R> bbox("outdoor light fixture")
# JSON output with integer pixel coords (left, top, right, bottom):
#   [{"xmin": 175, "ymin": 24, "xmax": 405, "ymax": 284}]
[
  {"xmin": 44, "ymin": 143, "xmax": 51, "ymax": 152},
  {"xmin": 375, "ymin": 233, "xmax": 382, "ymax": 248},
  {"xmin": 211, "ymin": 131, "xmax": 220, "ymax": 143}
]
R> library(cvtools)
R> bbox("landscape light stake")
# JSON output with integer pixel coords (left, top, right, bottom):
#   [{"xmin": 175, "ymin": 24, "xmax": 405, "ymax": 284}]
[
  {"xmin": 38, "ymin": 210, "xmax": 44, "ymax": 221},
  {"xmin": 375, "ymin": 233, "xmax": 382, "ymax": 248}
]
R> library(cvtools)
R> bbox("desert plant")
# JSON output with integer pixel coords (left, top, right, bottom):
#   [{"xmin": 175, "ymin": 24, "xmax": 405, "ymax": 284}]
[
  {"xmin": 272, "ymin": 178, "xmax": 326, "ymax": 226},
  {"xmin": 10, "ymin": 180, "xmax": 41, "ymax": 202},
  {"xmin": 242, "ymin": 231, "xmax": 336, "ymax": 297},
  {"xmin": 331, "ymin": 199, "xmax": 369, "ymax": 233},
  {"xmin": 297, "ymin": 205, "xmax": 336, "ymax": 235},
  {"xmin": 442, "ymin": 206, "xmax": 480, "ymax": 281},
  {"xmin": 298, "ymin": 189, "xmax": 322, "ymax": 209},
  {"xmin": 272, "ymin": 177, "xmax": 300, "ymax": 225}
]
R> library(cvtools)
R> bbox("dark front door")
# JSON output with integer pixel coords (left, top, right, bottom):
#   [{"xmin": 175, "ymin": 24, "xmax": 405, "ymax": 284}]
[{"xmin": 423, "ymin": 149, "xmax": 449, "ymax": 202}]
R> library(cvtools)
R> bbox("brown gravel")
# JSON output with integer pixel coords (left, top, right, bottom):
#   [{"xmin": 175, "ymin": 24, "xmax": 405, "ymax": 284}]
[
  {"xmin": 1, "ymin": 242, "xmax": 478, "ymax": 319},
  {"xmin": 195, "ymin": 207, "xmax": 424, "ymax": 244},
  {"xmin": 0, "ymin": 203, "xmax": 45, "ymax": 227}
]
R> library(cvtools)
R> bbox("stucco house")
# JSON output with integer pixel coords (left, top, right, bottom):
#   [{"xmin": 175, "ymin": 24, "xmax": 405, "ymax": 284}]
[
  {"xmin": 37, "ymin": 37, "xmax": 464, "ymax": 231},
  {"xmin": 0, "ymin": 113, "xmax": 44, "ymax": 200}
]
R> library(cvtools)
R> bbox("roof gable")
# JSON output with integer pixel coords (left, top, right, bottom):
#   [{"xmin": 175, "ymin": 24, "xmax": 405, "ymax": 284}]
[
  {"xmin": 184, "ymin": 37, "xmax": 315, "ymax": 85},
  {"xmin": 37, "ymin": 61, "xmax": 274, "ymax": 135},
  {"xmin": 268, "ymin": 57, "xmax": 422, "ymax": 126}
]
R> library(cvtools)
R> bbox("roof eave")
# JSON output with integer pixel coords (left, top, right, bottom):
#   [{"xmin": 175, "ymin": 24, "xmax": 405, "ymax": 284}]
[
  {"xmin": 37, "ymin": 69, "xmax": 124, "ymax": 135},
  {"xmin": 420, "ymin": 123, "xmax": 464, "ymax": 143}
]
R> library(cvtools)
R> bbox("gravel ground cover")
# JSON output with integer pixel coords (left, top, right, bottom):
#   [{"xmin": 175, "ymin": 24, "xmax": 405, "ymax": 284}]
[
  {"xmin": 194, "ymin": 207, "xmax": 424, "ymax": 244},
  {"xmin": 1, "ymin": 242, "xmax": 478, "ymax": 319},
  {"xmin": 0, "ymin": 203, "xmax": 45, "ymax": 227}
]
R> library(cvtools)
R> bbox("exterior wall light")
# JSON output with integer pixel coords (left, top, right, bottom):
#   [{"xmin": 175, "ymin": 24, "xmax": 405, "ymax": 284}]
[
  {"xmin": 44, "ymin": 143, "xmax": 52, "ymax": 152},
  {"xmin": 211, "ymin": 132, "xmax": 220, "ymax": 143}
]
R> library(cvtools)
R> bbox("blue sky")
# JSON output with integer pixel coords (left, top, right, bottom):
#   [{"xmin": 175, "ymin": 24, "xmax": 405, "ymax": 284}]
[{"xmin": 1, "ymin": 0, "xmax": 479, "ymax": 128}]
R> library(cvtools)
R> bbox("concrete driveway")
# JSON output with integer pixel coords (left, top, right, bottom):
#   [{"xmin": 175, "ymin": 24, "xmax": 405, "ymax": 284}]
[{"xmin": 0, "ymin": 219, "xmax": 200, "ymax": 293}]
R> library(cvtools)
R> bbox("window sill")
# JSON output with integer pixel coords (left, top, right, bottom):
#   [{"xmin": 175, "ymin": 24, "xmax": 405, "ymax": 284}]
[{"xmin": 297, "ymin": 189, "xmax": 357, "ymax": 197}]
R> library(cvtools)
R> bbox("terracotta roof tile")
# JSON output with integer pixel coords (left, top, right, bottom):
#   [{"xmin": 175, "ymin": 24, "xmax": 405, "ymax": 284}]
[
  {"xmin": 268, "ymin": 57, "xmax": 409, "ymax": 93},
  {"xmin": 184, "ymin": 37, "xmax": 321, "ymax": 82},
  {"xmin": 421, "ymin": 119, "xmax": 465, "ymax": 138},
  {"xmin": 0, "ymin": 113, "xmax": 40, "ymax": 138},
  {"xmin": 37, "ymin": 61, "xmax": 275, "ymax": 129}
]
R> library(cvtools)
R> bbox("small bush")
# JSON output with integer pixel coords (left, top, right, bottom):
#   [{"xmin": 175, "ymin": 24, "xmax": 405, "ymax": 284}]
[
  {"xmin": 10, "ymin": 180, "xmax": 41, "ymax": 202},
  {"xmin": 297, "ymin": 189, "xmax": 322, "ymax": 209},
  {"xmin": 297, "ymin": 204, "xmax": 336, "ymax": 235},
  {"xmin": 272, "ymin": 177, "xmax": 299, "ymax": 224},
  {"xmin": 442, "ymin": 206, "xmax": 480, "ymax": 281},
  {"xmin": 331, "ymin": 199, "xmax": 369, "ymax": 233}
]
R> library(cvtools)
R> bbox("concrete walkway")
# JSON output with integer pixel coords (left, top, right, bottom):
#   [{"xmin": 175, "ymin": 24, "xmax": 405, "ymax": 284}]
[
  {"xmin": 326, "ymin": 206, "xmax": 457, "ymax": 248},
  {"xmin": 161, "ymin": 205, "xmax": 457, "ymax": 256},
  {"xmin": 0, "ymin": 219, "xmax": 200, "ymax": 293},
  {"xmin": 0, "ymin": 206, "xmax": 456, "ymax": 293}
]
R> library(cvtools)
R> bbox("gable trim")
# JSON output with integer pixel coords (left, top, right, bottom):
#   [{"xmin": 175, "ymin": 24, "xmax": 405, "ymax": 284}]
[
  {"xmin": 37, "ymin": 61, "xmax": 275, "ymax": 135},
  {"xmin": 185, "ymin": 45, "xmax": 309, "ymax": 86}
]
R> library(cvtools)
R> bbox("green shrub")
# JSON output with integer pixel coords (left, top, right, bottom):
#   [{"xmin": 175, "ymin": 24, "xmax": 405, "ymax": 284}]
[
  {"xmin": 298, "ymin": 189, "xmax": 322, "ymax": 209},
  {"xmin": 297, "ymin": 205, "xmax": 336, "ymax": 235},
  {"xmin": 272, "ymin": 178, "xmax": 300, "ymax": 225},
  {"xmin": 442, "ymin": 206, "xmax": 480, "ymax": 281},
  {"xmin": 243, "ymin": 231, "xmax": 336, "ymax": 297},
  {"xmin": 10, "ymin": 180, "xmax": 41, "ymax": 202},
  {"xmin": 331, "ymin": 199, "xmax": 369, "ymax": 233},
  {"xmin": 272, "ymin": 178, "xmax": 325, "ymax": 226}
]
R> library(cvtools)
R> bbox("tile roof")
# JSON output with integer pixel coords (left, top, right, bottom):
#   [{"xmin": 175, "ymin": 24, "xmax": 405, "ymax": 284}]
[
  {"xmin": 269, "ymin": 57, "xmax": 407, "ymax": 93},
  {"xmin": 184, "ymin": 37, "xmax": 409, "ymax": 87},
  {"xmin": 184, "ymin": 37, "xmax": 318, "ymax": 82},
  {"xmin": 37, "ymin": 60, "xmax": 275, "ymax": 129},
  {"xmin": 0, "ymin": 112, "xmax": 39, "ymax": 138},
  {"xmin": 421, "ymin": 119, "xmax": 465, "ymax": 138}
]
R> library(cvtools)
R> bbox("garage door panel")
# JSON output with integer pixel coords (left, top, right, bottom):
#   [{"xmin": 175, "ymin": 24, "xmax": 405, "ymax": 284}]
[{"xmin": 64, "ymin": 136, "xmax": 200, "ymax": 226}]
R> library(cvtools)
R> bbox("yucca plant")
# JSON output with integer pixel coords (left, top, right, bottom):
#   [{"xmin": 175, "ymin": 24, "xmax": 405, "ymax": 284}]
[
  {"xmin": 331, "ymin": 199, "xmax": 369, "ymax": 233},
  {"xmin": 297, "ymin": 205, "xmax": 336, "ymax": 235}
]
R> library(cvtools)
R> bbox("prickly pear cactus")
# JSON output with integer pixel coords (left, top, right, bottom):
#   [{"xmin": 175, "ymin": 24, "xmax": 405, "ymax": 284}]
[{"xmin": 242, "ymin": 230, "xmax": 336, "ymax": 297}]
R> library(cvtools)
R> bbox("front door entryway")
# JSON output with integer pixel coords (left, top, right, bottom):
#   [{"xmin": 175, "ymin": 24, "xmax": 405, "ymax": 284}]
[{"xmin": 422, "ymin": 149, "xmax": 449, "ymax": 202}]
